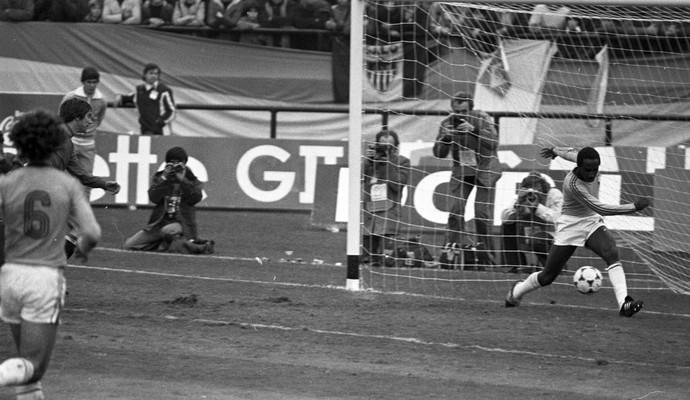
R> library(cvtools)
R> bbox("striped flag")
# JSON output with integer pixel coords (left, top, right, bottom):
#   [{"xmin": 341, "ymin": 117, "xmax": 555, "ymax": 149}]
[{"xmin": 587, "ymin": 45, "xmax": 609, "ymax": 128}]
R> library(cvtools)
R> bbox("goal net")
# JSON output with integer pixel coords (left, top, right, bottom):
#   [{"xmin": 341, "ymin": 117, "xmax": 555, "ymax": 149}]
[{"xmin": 351, "ymin": 0, "xmax": 690, "ymax": 302}]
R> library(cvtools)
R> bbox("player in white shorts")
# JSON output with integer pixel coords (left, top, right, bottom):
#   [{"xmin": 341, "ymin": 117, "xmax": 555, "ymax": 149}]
[
  {"xmin": 0, "ymin": 110, "xmax": 101, "ymax": 399},
  {"xmin": 505, "ymin": 146, "xmax": 649, "ymax": 317}
]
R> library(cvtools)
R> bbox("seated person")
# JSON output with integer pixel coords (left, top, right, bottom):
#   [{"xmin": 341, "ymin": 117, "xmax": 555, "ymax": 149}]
[
  {"xmin": 102, "ymin": 0, "xmax": 141, "ymax": 24},
  {"xmin": 0, "ymin": 0, "xmax": 34, "ymax": 21},
  {"xmin": 142, "ymin": 0, "xmax": 173, "ymax": 26},
  {"xmin": 84, "ymin": 0, "xmax": 103, "ymax": 22},
  {"xmin": 172, "ymin": 0, "xmax": 206, "ymax": 26},
  {"xmin": 501, "ymin": 172, "xmax": 563, "ymax": 272},
  {"xmin": 125, "ymin": 146, "xmax": 204, "ymax": 251}
]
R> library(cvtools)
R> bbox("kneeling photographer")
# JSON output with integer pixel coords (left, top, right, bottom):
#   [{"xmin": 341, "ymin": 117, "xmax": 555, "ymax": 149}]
[
  {"xmin": 501, "ymin": 172, "xmax": 563, "ymax": 272},
  {"xmin": 125, "ymin": 146, "xmax": 211, "ymax": 253},
  {"xmin": 362, "ymin": 129, "xmax": 410, "ymax": 266}
]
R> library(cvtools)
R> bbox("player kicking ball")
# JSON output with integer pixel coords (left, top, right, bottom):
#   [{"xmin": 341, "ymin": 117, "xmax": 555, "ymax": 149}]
[
  {"xmin": 505, "ymin": 147, "xmax": 649, "ymax": 317},
  {"xmin": 0, "ymin": 110, "xmax": 101, "ymax": 399}
]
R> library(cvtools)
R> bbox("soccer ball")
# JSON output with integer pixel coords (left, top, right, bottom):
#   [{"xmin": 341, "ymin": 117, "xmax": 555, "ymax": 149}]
[{"xmin": 573, "ymin": 266, "xmax": 603, "ymax": 294}]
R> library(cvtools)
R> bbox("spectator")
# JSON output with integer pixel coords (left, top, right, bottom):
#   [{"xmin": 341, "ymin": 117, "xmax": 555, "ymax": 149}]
[
  {"xmin": 83, "ymin": 0, "xmax": 103, "ymax": 21},
  {"xmin": 236, "ymin": 0, "xmax": 270, "ymax": 45},
  {"xmin": 325, "ymin": 0, "xmax": 348, "ymax": 35},
  {"xmin": 293, "ymin": 0, "xmax": 331, "ymax": 50},
  {"xmin": 172, "ymin": 0, "xmax": 205, "ymax": 26},
  {"xmin": 125, "ymin": 146, "xmax": 204, "ymax": 251},
  {"xmin": 262, "ymin": 0, "xmax": 297, "ymax": 47},
  {"xmin": 0, "ymin": 110, "xmax": 101, "ymax": 400},
  {"xmin": 46, "ymin": 0, "xmax": 91, "ymax": 21},
  {"xmin": 102, "ymin": 0, "xmax": 142, "ymax": 24},
  {"xmin": 116, "ymin": 63, "xmax": 176, "ymax": 135},
  {"xmin": 0, "ymin": 0, "xmax": 34, "ymax": 21},
  {"xmin": 326, "ymin": 0, "xmax": 349, "ymax": 101},
  {"xmin": 206, "ymin": 0, "xmax": 232, "ymax": 29},
  {"xmin": 365, "ymin": 0, "xmax": 403, "ymax": 45},
  {"xmin": 60, "ymin": 66, "xmax": 108, "ymax": 197},
  {"xmin": 142, "ymin": 0, "xmax": 173, "ymax": 26},
  {"xmin": 432, "ymin": 91, "xmax": 502, "ymax": 267},
  {"xmin": 501, "ymin": 172, "xmax": 563, "ymax": 273},
  {"xmin": 206, "ymin": 0, "xmax": 241, "ymax": 28},
  {"xmin": 362, "ymin": 129, "xmax": 410, "ymax": 266}
]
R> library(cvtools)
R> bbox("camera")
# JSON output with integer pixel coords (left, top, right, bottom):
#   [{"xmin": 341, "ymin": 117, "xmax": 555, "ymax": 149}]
[
  {"xmin": 451, "ymin": 115, "xmax": 467, "ymax": 130},
  {"xmin": 517, "ymin": 188, "xmax": 541, "ymax": 213},
  {"xmin": 166, "ymin": 162, "xmax": 184, "ymax": 173},
  {"xmin": 374, "ymin": 144, "xmax": 391, "ymax": 158}
]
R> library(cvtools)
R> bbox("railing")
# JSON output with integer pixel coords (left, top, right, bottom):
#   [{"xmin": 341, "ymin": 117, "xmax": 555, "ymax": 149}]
[
  {"xmin": 111, "ymin": 103, "xmax": 690, "ymax": 145},
  {"xmin": 146, "ymin": 25, "xmax": 690, "ymax": 57}
]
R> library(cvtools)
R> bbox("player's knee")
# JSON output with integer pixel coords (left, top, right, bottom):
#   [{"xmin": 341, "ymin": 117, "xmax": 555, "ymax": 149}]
[{"xmin": 600, "ymin": 247, "xmax": 620, "ymax": 264}]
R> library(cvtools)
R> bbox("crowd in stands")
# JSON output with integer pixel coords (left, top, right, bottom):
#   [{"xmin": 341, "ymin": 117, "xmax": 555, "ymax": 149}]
[{"xmin": 1, "ymin": 1, "xmax": 688, "ymax": 56}]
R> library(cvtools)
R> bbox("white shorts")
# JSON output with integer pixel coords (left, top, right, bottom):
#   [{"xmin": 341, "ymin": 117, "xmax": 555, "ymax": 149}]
[
  {"xmin": 554, "ymin": 214, "xmax": 605, "ymax": 247},
  {"xmin": 0, "ymin": 263, "xmax": 66, "ymax": 324}
]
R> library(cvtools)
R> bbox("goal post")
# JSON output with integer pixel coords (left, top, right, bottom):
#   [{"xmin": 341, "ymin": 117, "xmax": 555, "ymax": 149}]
[{"xmin": 347, "ymin": 0, "xmax": 690, "ymax": 297}]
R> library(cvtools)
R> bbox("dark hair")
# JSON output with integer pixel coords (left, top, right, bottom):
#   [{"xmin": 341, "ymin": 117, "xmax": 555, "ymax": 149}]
[
  {"xmin": 59, "ymin": 98, "xmax": 92, "ymax": 123},
  {"xmin": 165, "ymin": 146, "xmax": 188, "ymax": 163},
  {"xmin": 143, "ymin": 63, "xmax": 160, "ymax": 80},
  {"xmin": 81, "ymin": 66, "xmax": 100, "ymax": 82},
  {"xmin": 451, "ymin": 91, "xmax": 474, "ymax": 110},
  {"xmin": 10, "ymin": 110, "xmax": 64, "ymax": 162},
  {"xmin": 577, "ymin": 147, "xmax": 600, "ymax": 167},
  {"xmin": 375, "ymin": 129, "xmax": 400, "ymax": 146},
  {"xmin": 521, "ymin": 173, "xmax": 549, "ymax": 194}
]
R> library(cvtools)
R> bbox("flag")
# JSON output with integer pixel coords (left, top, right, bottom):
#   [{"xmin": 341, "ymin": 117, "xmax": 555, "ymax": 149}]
[
  {"xmin": 478, "ymin": 40, "xmax": 511, "ymax": 96},
  {"xmin": 587, "ymin": 45, "xmax": 609, "ymax": 128}
]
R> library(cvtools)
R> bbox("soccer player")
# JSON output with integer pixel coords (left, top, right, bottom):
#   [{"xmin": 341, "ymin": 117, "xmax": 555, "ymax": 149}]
[
  {"xmin": 505, "ymin": 147, "xmax": 650, "ymax": 317},
  {"xmin": 57, "ymin": 98, "xmax": 120, "ymax": 258},
  {"xmin": 0, "ymin": 110, "xmax": 102, "ymax": 398}
]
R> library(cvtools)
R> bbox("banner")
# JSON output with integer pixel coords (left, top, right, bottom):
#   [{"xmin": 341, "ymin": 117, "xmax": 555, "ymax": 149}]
[
  {"xmin": 474, "ymin": 39, "xmax": 558, "ymax": 145},
  {"xmin": 362, "ymin": 43, "xmax": 405, "ymax": 103},
  {"xmin": 586, "ymin": 45, "xmax": 609, "ymax": 128}
]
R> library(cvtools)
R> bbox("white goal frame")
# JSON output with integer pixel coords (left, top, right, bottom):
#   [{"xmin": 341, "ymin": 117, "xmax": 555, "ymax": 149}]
[{"xmin": 345, "ymin": 0, "xmax": 689, "ymax": 290}]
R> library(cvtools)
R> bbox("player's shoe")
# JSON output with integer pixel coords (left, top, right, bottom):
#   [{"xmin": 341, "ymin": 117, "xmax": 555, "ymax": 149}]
[
  {"xmin": 505, "ymin": 280, "xmax": 521, "ymax": 307},
  {"xmin": 619, "ymin": 296, "xmax": 644, "ymax": 317}
]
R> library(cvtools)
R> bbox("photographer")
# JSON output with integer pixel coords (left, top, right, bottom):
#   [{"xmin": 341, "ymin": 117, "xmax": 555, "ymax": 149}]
[
  {"xmin": 501, "ymin": 172, "xmax": 563, "ymax": 272},
  {"xmin": 433, "ymin": 91, "xmax": 502, "ymax": 267},
  {"xmin": 125, "ymin": 146, "xmax": 204, "ymax": 251},
  {"xmin": 362, "ymin": 129, "xmax": 410, "ymax": 266}
]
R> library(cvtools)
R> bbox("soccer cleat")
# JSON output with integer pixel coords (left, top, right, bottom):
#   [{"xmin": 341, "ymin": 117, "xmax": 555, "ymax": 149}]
[
  {"xmin": 505, "ymin": 280, "xmax": 521, "ymax": 307},
  {"xmin": 619, "ymin": 296, "xmax": 644, "ymax": 317}
]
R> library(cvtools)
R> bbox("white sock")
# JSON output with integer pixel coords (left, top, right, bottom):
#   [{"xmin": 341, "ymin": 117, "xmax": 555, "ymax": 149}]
[
  {"xmin": 606, "ymin": 262, "xmax": 627, "ymax": 308},
  {"xmin": 0, "ymin": 358, "xmax": 34, "ymax": 386},
  {"xmin": 513, "ymin": 272, "xmax": 542, "ymax": 300},
  {"xmin": 15, "ymin": 381, "xmax": 44, "ymax": 400}
]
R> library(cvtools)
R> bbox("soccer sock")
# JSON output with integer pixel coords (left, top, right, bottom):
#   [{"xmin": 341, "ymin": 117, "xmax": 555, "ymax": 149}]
[
  {"xmin": 512, "ymin": 271, "xmax": 542, "ymax": 300},
  {"xmin": 64, "ymin": 233, "xmax": 78, "ymax": 259},
  {"xmin": 15, "ymin": 381, "xmax": 44, "ymax": 400},
  {"xmin": 0, "ymin": 358, "xmax": 34, "ymax": 386},
  {"xmin": 606, "ymin": 262, "xmax": 627, "ymax": 308}
]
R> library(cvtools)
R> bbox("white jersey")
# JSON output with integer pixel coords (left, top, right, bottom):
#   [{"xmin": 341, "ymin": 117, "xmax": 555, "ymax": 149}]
[{"xmin": 561, "ymin": 169, "xmax": 635, "ymax": 218}]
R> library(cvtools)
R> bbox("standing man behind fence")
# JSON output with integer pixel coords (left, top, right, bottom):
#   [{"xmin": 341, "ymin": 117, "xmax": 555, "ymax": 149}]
[
  {"xmin": 433, "ymin": 91, "xmax": 502, "ymax": 267},
  {"xmin": 116, "ymin": 63, "xmax": 176, "ymax": 136}
]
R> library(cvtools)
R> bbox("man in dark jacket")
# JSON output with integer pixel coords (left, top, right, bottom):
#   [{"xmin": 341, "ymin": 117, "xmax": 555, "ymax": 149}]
[
  {"xmin": 433, "ymin": 91, "xmax": 502, "ymax": 267},
  {"xmin": 117, "ymin": 63, "xmax": 176, "ymax": 135},
  {"xmin": 125, "ymin": 146, "xmax": 204, "ymax": 251}
]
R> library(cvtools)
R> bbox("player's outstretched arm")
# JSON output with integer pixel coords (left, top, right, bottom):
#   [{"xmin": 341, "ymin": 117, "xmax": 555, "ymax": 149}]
[{"xmin": 541, "ymin": 147, "xmax": 578, "ymax": 163}]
